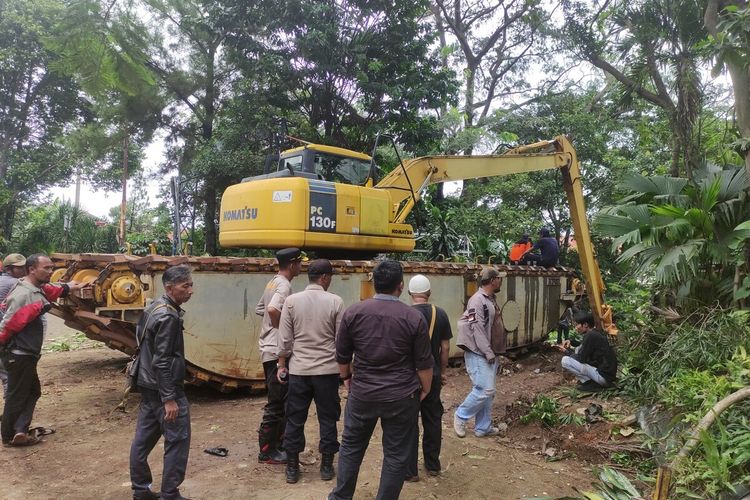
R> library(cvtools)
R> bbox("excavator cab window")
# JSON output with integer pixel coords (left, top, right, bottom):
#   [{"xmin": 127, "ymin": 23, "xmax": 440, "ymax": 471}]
[
  {"xmin": 280, "ymin": 154, "xmax": 303, "ymax": 173},
  {"xmin": 313, "ymin": 153, "xmax": 371, "ymax": 185}
]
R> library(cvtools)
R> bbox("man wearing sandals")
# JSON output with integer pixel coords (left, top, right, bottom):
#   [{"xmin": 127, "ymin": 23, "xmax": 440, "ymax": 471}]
[
  {"xmin": 129, "ymin": 265, "xmax": 194, "ymax": 500},
  {"xmin": 0, "ymin": 253, "xmax": 28, "ymax": 399},
  {"xmin": 0, "ymin": 254, "xmax": 85, "ymax": 446}
]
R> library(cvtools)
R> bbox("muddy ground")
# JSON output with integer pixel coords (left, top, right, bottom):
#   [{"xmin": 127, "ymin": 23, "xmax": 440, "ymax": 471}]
[{"xmin": 1, "ymin": 317, "xmax": 637, "ymax": 499}]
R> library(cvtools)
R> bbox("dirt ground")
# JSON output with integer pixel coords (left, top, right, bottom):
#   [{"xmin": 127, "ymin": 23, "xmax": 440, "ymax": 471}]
[{"xmin": 1, "ymin": 317, "xmax": 634, "ymax": 500}]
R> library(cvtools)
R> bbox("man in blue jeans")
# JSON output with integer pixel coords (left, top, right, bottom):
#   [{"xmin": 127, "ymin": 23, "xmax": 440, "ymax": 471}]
[{"xmin": 454, "ymin": 267, "xmax": 505, "ymax": 438}]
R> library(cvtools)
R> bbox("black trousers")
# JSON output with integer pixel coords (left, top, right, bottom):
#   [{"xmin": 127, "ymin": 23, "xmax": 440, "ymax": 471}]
[
  {"xmin": 1, "ymin": 353, "xmax": 41, "ymax": 443},
  {"xmin": 407, "ymin": 376, "xmax": 443, "ymax": 476},
  {"xmin": 129, "ymin": 393, "xmax": 191, "ymax": 500},
  {"xmin": 284, "ymin": 373, "xmax": 341, "ymax": 454},
  {"xmin": 329, "ymin": 393, "xmax": 419, "ymax": 500},
  {"xmin": 258, "ymin": 359, "xmax": 288, "ymax": 454}
]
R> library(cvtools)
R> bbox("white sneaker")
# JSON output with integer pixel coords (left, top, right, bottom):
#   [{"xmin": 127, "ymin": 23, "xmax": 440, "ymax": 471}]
[
  {"xmin": 476, "ymin": 426, "xmax": 500, "ymax": 437},
  {"xmin": 453, "ymin": 414, "xmax": 467, "ymax": 438}
]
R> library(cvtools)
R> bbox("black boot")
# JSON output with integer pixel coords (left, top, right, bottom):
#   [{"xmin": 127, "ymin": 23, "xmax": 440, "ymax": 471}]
[
  {"xmin": 286, "ymin": 452, "xmax": 300, "ymax": 484},
  {"xmin": 320, "ymin": 452, "xmax": 335, "ymax": 481}
]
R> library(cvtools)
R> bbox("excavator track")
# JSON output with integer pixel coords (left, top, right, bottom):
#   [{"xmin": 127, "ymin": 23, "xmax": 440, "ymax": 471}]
[{"xmin": 49, "ymin": 253, "xmax": 579, "ymax": 392}]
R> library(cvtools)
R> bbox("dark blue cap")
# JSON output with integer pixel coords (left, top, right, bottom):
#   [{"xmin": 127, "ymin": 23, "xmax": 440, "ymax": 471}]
[
  {"xmin": 276, "ymin": 247, "xmax": 303, "ymax": 264},
  {"xmin": 308, "ymin": 259, "xmax": 334, "ymax": 276}
]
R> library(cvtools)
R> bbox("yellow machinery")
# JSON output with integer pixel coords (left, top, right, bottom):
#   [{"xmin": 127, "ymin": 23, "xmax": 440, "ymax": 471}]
[
  {"xmin": 219, "ymin": 137, "xmax": 615, "ymax": 334},
  {"xmin": 46, "ymin": 136, "xmax": 614, "ymax": 391}
]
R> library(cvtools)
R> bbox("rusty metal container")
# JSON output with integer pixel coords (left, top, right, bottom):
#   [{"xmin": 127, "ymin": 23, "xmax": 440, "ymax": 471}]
[{"xmin": 49, "ymin": 254, "xmax": 577, "ymax": 391}]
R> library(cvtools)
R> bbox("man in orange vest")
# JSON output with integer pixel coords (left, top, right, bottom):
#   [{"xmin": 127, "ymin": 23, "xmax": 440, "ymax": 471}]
[{"xmin": 509, "ymin": 234, "xmax": 532, "ymax": 264}]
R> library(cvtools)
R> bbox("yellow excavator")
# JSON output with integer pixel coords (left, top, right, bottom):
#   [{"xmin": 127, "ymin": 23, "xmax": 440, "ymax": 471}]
[
  {"xmin": 219, "ymin": 135, "xmax": 614, "ymax": 334},
  {"xmin": 48, "ymin": 135, "xmax": 614, "ymax": 390}
]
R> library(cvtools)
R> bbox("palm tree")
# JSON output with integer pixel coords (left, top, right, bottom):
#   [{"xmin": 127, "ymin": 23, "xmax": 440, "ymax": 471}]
[{"xmin": 595, "ymin": 166, "xmax": 750, "ymax": 306}]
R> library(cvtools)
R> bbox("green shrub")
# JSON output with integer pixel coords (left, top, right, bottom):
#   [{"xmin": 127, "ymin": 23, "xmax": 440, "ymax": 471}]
[
  {"xmin": 521, "ymin": 395, "xmax": 560, "ymax": 427},
  {"xmin": 618, "ymin": 308, "xmax": 750, "ymax": 402}
]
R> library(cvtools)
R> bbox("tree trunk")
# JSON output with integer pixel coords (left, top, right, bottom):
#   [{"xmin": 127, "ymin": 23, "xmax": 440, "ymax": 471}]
[
  {"xmin": 1, "ymin": 200, "xmax": 17, "ymax": 241},
  {"xmin": 201, "ymin": 46, "xmax": 217, "ymax": 255},
  {"xmin": 203, "ymin": 185, "xmax": 217, "ymax": 255},
  {"xmin": 118, "ymin": 131, "xmax": 129, "ymax": 246},
  {"xmin": 705, "ymin": 0, "xmax": 750, "ymax": 187},
  {"xmin": 431, "ymin": 4, "xmax": 449, "ymax": 208},
  {"xmin": 673, "ymin": 386, "xmax": 750, "ymax": 467},
  {"xmin": 670, "ymin": 127, "xmax": 681, "ymax": 177}
]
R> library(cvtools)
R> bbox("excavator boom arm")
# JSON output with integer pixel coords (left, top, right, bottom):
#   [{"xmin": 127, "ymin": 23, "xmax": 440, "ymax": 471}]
[{"xmin": 375, "ymin": 136, "xmax": 614, "ymax": 334}]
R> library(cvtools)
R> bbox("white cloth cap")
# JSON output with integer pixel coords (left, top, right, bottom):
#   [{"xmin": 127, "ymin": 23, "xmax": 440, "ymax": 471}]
[{"xmin": 408, "ymin": 274, "xmax": 431, "ymax": 294}]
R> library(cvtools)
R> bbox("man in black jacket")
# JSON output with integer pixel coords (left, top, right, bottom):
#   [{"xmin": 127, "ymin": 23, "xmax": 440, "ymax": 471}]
[
  {"xmin": 558, "ymin": 311, "xmax": 617, "ymax": 392},
  {"xmin": 129, "ymin": 265, "xmax": 193, "ymax": 500}
]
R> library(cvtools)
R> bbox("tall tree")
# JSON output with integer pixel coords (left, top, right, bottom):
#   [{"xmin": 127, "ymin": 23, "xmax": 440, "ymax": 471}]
[
  {"xmin": 226, "ymin": 0, "xmax": 457, "ymax": 154},
  {"xmin": 705, "ymin": 0, "xmax": 750, "ymax": 185},
  {"xmin": 432, "ymin": 0, "xmax": 550, "ymax": 136},
  {"xmin": 139, "ymin": 0, "xmax": 234, "ymax": 255},
  {"xmin": 0, "ymin": 0, "xmax": 88, "ymax": 241},
  {"xmin": 48, "ymin": 0, "xmax": 164, "ymax": 244},
  {"xmin": 564, "ymin": 0, "xmax": 707, "ymax": 179}
]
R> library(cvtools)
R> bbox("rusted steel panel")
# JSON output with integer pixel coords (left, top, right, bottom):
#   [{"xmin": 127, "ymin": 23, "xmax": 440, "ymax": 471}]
[{"xmin": 50, "ymin": 254, "xmax": 576, "ymax": 389}]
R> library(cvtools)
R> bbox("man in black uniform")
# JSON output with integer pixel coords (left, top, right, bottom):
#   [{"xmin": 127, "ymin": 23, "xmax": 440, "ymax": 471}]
[
  {"xmin": 129, "ymin": 265, "xmax": 194, "ymax": 500},
  {"xmin": 521, "ymin": 228, "xmax": 559, "ymax": 267},
  {"xmin": 557, "ymin": 311, "xmax": 617, "ymax": 392},
  {"xmin": 255, "ymin": 247, "xmax": 303, "ymax": 464},
  {"xmin": 405, "ymin": 274, "xmax": 452, "ymax": 481}
]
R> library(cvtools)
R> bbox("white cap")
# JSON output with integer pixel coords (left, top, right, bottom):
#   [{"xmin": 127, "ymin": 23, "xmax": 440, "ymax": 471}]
[{"xmin": 408, "ymin": 274, "xmax": 431, "ymax": 294}]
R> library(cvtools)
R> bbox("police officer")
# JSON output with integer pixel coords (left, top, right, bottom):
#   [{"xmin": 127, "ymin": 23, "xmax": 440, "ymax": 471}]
[
  {"xmin": 129, "ymin": 265, "xmax": 194, "ymax": 500},
  {"xmin": 256, "ymin": 247, "xmax": 303, "ymax": 464},
  {"xmin": 277, "ymin": 259, "xmax": 344, "ymax": 483}
]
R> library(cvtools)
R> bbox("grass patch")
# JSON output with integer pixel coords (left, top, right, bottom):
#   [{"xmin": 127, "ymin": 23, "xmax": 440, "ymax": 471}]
[{"xmin": 44, "ymin": 332, "xmax": 93, "ymax": 352}]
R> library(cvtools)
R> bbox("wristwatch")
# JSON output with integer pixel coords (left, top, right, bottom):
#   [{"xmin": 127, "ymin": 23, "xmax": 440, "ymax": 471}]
[{"xmin": 339, "ymin": 373, "xmax": 352, "ymax": 381}]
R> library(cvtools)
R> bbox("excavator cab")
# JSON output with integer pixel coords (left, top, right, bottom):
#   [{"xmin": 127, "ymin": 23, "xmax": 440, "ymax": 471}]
[{"xmin": 247, "ymin": 144, "xmax": 375, "ymax": 186}]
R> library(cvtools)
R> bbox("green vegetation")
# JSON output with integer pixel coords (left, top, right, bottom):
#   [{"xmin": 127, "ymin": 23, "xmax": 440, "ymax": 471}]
[
  {"xmin": 44, "ymin": 332, "xmax": 93, "ymax": 352},
  {"xmin": 3, "ymin": 0, "xmax": 750, "ymax": 497},
  {"xmin": 611, "ymin": 303, "xmax": 750, "ymax": 495},
  {"xmin": 521, "ymin": 395, "xmax": 585, "ymax": 428}
]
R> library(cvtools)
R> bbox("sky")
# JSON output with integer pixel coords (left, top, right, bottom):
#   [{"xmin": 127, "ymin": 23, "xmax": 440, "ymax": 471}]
[{"xmin": 46, "ymin": 136, "xmax": 167, "ymax": 219}]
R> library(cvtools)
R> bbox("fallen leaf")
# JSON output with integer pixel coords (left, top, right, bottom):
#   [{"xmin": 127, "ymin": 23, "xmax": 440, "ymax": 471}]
[{"xmin": 619, "ymin": 427, "xmax": 635, "ymax": 437}]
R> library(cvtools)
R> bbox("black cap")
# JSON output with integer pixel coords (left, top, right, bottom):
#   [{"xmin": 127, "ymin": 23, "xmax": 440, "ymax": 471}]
[
  {"xmin": 276, "ymin": 247, "xmax": 303, "ymax": 264},
  {"xmin": 308, "ymin": 259, "xmax": 334, "ymax": 276}
]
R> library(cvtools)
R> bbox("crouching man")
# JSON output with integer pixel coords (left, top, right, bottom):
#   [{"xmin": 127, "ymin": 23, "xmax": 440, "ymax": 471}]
[
  {"xmin": 558, "ymin": 312, "xmax": 617, "ymax": 393},
  {"xmin": 129, "ymin": 265, "xmax": 194, "ymax": 500}
]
